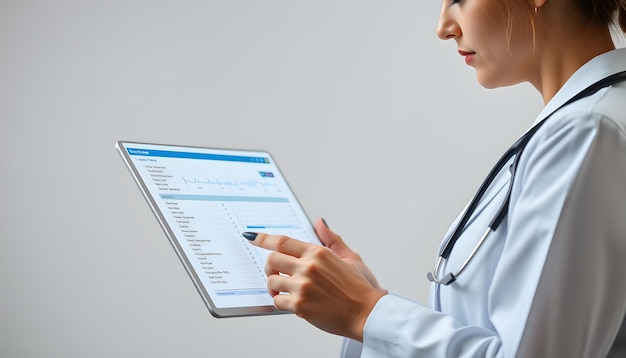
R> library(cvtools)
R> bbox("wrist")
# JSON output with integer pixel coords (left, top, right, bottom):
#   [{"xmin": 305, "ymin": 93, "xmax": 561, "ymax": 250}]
[{"xmin": 352, "ymin": 288, "xmax": 387, "ymax": 342}]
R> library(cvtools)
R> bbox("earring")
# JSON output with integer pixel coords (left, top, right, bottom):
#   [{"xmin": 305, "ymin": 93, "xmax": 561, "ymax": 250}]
[{"xmin": 534, "ymin": 6, "xmax": 538, "ymax": 12}]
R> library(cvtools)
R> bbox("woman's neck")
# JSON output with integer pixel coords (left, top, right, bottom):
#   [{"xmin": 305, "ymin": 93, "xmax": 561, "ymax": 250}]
[{"xmin": 529, "ymin": 3, "xmax": 616, "ymax": 104}]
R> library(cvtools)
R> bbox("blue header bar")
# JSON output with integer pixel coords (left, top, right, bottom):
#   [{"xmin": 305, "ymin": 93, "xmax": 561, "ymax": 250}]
[{"xmin": 126, "ymin": 148, "xmax": 269, "ymax": 163}]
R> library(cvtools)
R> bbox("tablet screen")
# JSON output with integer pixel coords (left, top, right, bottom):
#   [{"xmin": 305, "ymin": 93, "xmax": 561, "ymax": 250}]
[{"xmin": 116, "ymin": 141, "xmax": 321, "ymax": 317}]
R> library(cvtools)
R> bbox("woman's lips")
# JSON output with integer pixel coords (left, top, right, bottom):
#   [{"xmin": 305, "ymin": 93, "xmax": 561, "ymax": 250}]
[{"xmin": 458, "ymin": 50, "xmax": 476, "ymax": 65}]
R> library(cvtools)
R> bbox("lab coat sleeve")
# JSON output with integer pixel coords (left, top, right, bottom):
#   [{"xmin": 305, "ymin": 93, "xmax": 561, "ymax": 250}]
[
  {"xmin": 361, "ymin": 294, "xmax": 503, "ymax": 357},
  {"xmin": 340, "ymin": 337, "xmax": 362, "ymax": 358},
  {"xmin": 357, "ymin": 109, "xmax": 626, "ymax": 357}
]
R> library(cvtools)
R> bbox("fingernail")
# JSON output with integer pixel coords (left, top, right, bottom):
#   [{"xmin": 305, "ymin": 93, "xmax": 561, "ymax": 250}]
[
  {"xmin": 242, "ymin": 232, "xmax": 258, "ymax": 241},
  {"xmin": 322, "ymin": 218, "xmax": 330, "ymax": 228}
]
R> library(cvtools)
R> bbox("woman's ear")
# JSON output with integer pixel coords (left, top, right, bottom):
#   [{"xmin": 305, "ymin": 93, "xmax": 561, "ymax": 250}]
[{"xmin": 534, "ymin": 0, "xmax": 547, "ymax": 10}]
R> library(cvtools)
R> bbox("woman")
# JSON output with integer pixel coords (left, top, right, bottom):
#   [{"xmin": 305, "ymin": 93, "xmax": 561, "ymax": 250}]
[{"xmin": 242, "ymin": 0, "xmax": 626, "ymax": 356}]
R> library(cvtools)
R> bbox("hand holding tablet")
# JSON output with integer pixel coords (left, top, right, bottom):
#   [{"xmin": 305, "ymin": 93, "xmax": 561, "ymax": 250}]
[{"xmin": 242, "ymin": 218, "xmax": 387, "ymax": 341}]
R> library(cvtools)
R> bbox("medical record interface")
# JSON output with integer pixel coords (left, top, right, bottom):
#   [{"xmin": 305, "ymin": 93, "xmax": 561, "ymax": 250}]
[{"xmin": 123, "ymin": 144, "xmax": 318, "ymax": 309}]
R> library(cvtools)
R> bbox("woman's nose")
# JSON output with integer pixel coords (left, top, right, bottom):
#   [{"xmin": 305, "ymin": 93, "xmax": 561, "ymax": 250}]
[{"xmin": 436, "ymin": 5, "xmax": 461, "ymax": 40}]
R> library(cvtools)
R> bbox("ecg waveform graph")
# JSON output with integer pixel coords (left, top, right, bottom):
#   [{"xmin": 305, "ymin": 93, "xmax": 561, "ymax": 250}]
[{"xmin": 181, "ymin": 176, "xmax": 278, "ymax": 191}]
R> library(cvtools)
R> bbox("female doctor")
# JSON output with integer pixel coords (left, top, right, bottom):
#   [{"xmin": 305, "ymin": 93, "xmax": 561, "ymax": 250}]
[{"xmin": 242, "ymin": 0, "xmax": 626, "ymax": 355}]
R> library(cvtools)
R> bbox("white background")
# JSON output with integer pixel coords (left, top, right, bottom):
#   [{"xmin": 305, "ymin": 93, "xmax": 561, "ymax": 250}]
[{"xmin": 0, "ymin": 1, "xmax": 541, "ymax": 357}]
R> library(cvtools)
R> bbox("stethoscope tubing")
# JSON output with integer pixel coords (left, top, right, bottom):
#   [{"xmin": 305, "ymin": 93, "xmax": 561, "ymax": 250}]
[{"xmin": 428, "ymin": 71, "xmax": 626, "ymax": 285}]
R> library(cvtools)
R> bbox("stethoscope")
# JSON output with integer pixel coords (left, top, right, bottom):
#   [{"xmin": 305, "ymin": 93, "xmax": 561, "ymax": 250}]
[{"xmin": 427, "ymin": 71, "xmax": 626, "ymax": 285}]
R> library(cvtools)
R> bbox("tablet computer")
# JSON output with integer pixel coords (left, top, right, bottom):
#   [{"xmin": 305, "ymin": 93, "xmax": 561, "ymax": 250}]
[{"xmin": 115, "ymin": 141, "xmax": 322, "ymax": 318}]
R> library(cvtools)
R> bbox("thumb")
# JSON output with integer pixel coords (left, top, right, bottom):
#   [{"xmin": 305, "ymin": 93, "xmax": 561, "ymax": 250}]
[
  {"xmin": 314, "ymin": 218, "xmax": 357, "ymax": 259},
  {"xmin": 314, "ymin": 218, "xmax": 383, "ymax": 290}
]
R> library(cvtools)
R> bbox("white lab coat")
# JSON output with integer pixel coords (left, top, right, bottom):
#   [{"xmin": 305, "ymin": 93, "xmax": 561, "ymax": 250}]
[{"xmin": 342, "ymin": 48, "xmax": 626, "ymax": 357}]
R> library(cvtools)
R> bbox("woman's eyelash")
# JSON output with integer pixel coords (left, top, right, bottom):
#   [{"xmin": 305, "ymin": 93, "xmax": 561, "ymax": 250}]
[{"xmin": 449, "ymin": 0, "xmax": 461, "ymax": 5}]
